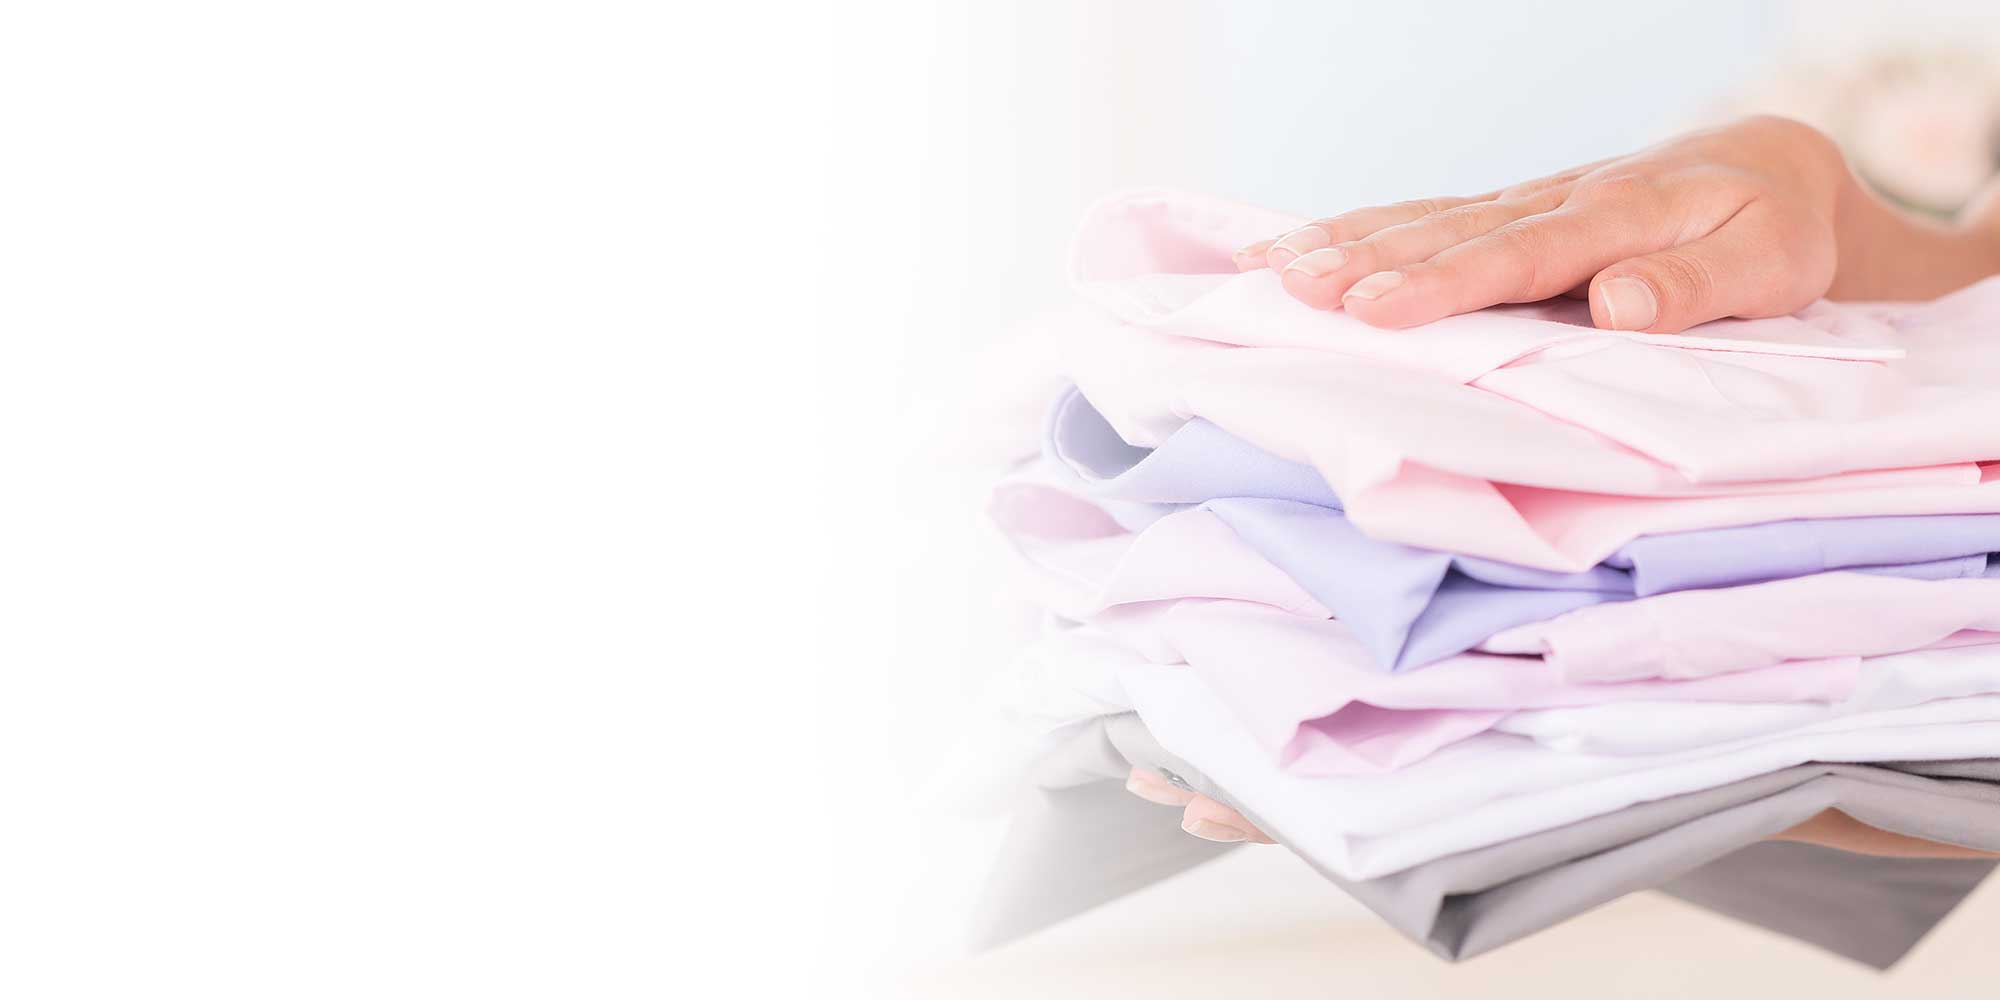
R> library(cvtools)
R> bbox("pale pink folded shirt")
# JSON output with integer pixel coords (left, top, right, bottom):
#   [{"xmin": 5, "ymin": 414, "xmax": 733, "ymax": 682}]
[
  {"xmin": 1481, "ymin": 573, "xmax": 2000, "ymax": 681},
  {"xmin": 1089, "ymin": 601, "xmax": 1863, "ymax": 775},
  {"xmin": 1058, "ymin": 189, "xmax": 2000, "ymax": 573},
  {"xmin": 989, "ymin": 187, "xmax": 2000, "ymax": 775}
]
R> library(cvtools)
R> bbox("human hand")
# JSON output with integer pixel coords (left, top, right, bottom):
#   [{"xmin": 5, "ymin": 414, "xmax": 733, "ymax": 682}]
[
  {"xmin": 1236, "ymin": 116, "xmax": 1877, "ymax": 333},
  {"xmin": 1123, "ymin": 766, "xmax": 1274, "ymax": 844}
]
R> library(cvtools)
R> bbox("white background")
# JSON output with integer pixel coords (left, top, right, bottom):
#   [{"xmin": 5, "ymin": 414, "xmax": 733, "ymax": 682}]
[{"xmin": 4, "ymin": 2, "xmax": 1999, "ymax": 997}]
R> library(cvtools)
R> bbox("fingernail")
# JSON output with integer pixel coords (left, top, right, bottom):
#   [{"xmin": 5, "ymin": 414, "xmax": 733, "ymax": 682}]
[
  {"xmin": 1126, "ymin": 771, "xmax": 1192, "ymax": 806},
  {"xmin": 1266, "ymin": 226, "xmax": 1330, "ymax": 269},
  {"xmin": 1233, "ymin": 239, "xmax": 1274, "ymax": 271},
  {"xmin": 1282, "ymin": 246, "xmax": 1348, "ymax": 278},
  {"xmin": 1183, "ymin": 818, "xmax": 1251, "ymax": 843},
  {"xmin": 1343, "ymin": 270, "xmax": 1405, "ymax": 301},
  {"xmin": 1598, "ymin": 276, "xmax": 1657, "ymax": 331}
]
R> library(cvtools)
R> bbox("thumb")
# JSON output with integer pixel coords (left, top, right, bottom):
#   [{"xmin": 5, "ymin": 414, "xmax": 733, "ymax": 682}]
[{"xmin": 1589, "ymin": 215, "xmax": 1826, "ymax": 334}]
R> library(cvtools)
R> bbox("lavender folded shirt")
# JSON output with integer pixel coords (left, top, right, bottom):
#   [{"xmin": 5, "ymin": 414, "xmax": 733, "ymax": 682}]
[{"xmin": 1044, "ymin": 386, "xmax": 2000, "ymax": 671}]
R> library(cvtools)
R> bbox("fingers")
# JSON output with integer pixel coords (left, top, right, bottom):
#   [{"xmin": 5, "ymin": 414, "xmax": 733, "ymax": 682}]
[
  {"xmin": 1337, "ymin": 202, "xmax": 1820, "ymax": 331},
  {"xmin": 1181, "ymin": 795, "xmax": 1276, "ymax": 844},
  {"xmin": 1240, "ymin": 163, "xmax": 1613, "ymax": 271},
  {"xmin": 1337, "ymin": 202, "xmax": 1685, "ymax": 328},
  {"xmin": 1495, "ymin": 156, "xmax": 1617, "ymax": 200},
  {"xmin": 1234, "ymin": 239, "xmax": 1275, "ymax": 272},
  {"xmin": 1588, "ymin": 204, "xmax": 1831, "ymax": 333},
  {"xmin": 1772, "ymin": 808, "xmax": 2000, "ymax": 860},
  {"xmin": 1248, "ymin": 196, "xmax": 1488, "ymax": 271},
  {"xmin": 1239, "ymin": 160, "xmax": 1612, "ymax": 274},
  {"xmin": 1124, "ymin": 767, "xmax": 1275, "ymax": 844},
  {"xmin": 1277, "ymin": 194, "xmax": 1562, "ymax": 309},
  {"xmin": 1124, "ymin": 766, "xmax": 1195, "ymax": 806}
]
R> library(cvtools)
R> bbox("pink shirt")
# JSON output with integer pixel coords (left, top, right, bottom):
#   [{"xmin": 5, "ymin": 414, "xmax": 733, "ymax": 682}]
[
  {"xmin": 1095, "ymin": 600, "xmax": 1862, "ymax": 775},
  {"xmin": 1055, "ymin": 189, "xmax": 2000, "ymax": 571},
  {"xmin": 1482, "ymin": 572, "xmax": 2000, "ymax": 681}
]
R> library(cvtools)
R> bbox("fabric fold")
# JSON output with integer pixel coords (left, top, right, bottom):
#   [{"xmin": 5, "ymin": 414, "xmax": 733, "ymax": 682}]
[
  {"xmin": 1006, "ymin": 386, "xmax": 2000, "ymax": 669},
  {"xmin": 969, "ymin": 713, "xmax": 2000, "ymax": 967}
]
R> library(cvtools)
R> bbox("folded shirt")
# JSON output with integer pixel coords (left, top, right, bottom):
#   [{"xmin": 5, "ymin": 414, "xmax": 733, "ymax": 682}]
[
  {"xmin": 1049, "ymin": 189, "xmax": 2000, "ymax": 570},
  {"xmin": 1105, "ymin": 715, "xmax": 2000, "ymax": 968},
  {"xmin": 1000, "ymin": 508, "xmax": 1333, "ymax": 622},
  {"xmin": 975, "ymin": 713, "xmax": 2000, "ymax": 968},
  {"xmin": 1498, "ymin": 640, "xmax": 2000, "ymax": 754},
  {"xmin": 1056, "ymin": 606, "xmax": 1865, "ymax": 774},
  {"xmin": 1004, "ymin": 490, "xmax": 2000, "ymax": 689},
  {"xmin": 1121, "ymin": 662, "xmax": 2000, "ymax": 879},
  {"xmin": 1481, "ymin": 571, "xmax": 2000, "ymax": 680},
  {"xmin": 1001, "ymin": 386, "xmax": 2000, "ymax": 669}
]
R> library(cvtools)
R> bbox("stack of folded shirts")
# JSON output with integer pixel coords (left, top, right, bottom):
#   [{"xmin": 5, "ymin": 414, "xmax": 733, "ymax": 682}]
[{"xmin": 967, "ymin": 189, "xmax": 2000, "ymax": 968}]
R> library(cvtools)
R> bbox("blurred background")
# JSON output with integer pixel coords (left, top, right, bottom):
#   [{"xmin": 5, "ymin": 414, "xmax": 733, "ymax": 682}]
[{"xmin": 804, "ymin": 1, "xmax": 2000, "ymax": 995}]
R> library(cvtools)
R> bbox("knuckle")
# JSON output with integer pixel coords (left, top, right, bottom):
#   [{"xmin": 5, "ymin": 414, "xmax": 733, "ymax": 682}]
[
  {"xmin": 1308, "ymin": 215, "xmax": 1351, "ymax": 238},
  {"xmin": 1364, "ymin": 203, "xmax": 1487, "ymax": 252},
  {"xmin": 1570, "ymin": 172, "xmax": 1663, "ymax": 208},
  {"xmin": 1312, "ymin": 212, "xmax": 1376, "ymax": 244},
  {"xmin": 1645, "ymin": 250, "xmax": 1716, "ymax": 303},
  {"xmin": 1677, "ymin": 165, "xmax": 1768, "ymax": 209},
  {"xmin": 1431, "ymin": 202, "xmax": 1506, "ymax": 241},
  {"xmin": 1502, "ymin": 167, "xmax": 1594, "ymax": 201},
  {"xmin": 1474, "ymin": 221, "xmax": 1546, "ymax": 296},
  {"xmin": 1315, "ymin": 221, "xmax": 1360, "ymax": 244},
  {"xmin": 1500, "ymin": 178, "xmax": 1560, "ymax": 200},
  {"xmin": 1398, "ymin": 197, "xmax": 1448, "ymax": 218},
  {"xmin": 1331, "ymin": 239, "xmax": 1370, "ymax": 270}
]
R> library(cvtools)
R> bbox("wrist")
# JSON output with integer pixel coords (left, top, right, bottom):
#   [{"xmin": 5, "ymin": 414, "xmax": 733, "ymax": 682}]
[
  {"xmin": 1830, "ymin": 167, "xmax": 2000, "ymax": 300},
  {"xmin": 1955, "ymin": 176, "xmax": 2000, "ymax": 264}
]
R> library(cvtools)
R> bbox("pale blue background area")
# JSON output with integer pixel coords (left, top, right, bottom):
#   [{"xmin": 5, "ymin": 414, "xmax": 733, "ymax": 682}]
[
  {"xmin": 921, "ymin": 1, "xmax": 1790, "ymax": 355},
  {"xmin": 1197, "ymin": 2, "xmax": 1779, "ymax": 207}
]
